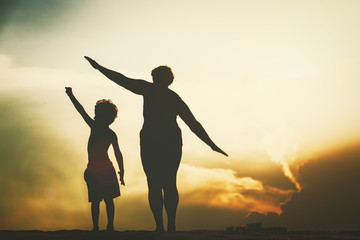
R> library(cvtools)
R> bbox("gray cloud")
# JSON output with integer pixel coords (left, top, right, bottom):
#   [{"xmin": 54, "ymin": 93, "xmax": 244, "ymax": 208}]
[
  {"xmin": 0, "ymin": 0, "xmax": 75, "ymax": 28},
  {"xmin": 0, "ymin": 97, "xmax": 86, "ymax": 230},
  {"xmin": 234, "ymin": 160, "xmax": 297, "ymax": 191},
  {"xmin": 0, "ymin": 0, "xmax": 84, "ymax": 68}
]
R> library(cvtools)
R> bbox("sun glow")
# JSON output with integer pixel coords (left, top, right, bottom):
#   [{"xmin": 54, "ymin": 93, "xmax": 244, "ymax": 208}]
[{"xmin": 1, "ymin": 0, "xmax": 360, "ymax": 231}]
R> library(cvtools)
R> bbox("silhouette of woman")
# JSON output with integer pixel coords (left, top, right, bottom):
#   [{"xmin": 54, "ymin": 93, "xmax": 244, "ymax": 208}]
[{"xmin": 85, "ymin": 56, "xmax": 227, "ymax": 232}]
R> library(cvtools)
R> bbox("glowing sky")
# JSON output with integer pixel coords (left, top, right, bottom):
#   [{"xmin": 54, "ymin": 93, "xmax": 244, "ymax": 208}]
[{"xmin": 1, "ymin": 0, "xmax": 360, "ymax": 231}]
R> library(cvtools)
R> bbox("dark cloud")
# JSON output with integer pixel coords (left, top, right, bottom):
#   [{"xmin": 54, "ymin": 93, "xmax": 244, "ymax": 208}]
[
  {"xmin": 234, "ymin": 160, "xmax": 297, "ymax": 191},
  {"xmin": 0, "ymin": 0, "xmax": 75, "ymax": 29},
  {"xmin": 0, "ymin": 97, "xmax": 85, "ymax": 230},
  {"xmin": 246, "ymin": 143, "xmax": 360, "ymax": 230},
  {"xmin": 0, "ymin": 0, "xmax": 19, "ymax": 30},
  {"xmin": 0, "ymin": 0, "xmax": 85, "ymax": 69}
]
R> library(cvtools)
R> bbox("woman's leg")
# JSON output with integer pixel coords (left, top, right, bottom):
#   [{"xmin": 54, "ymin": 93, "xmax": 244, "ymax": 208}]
[
  {"xmin": 163, "ymin": 146, "xmax": 182, "ymax": 232},
  {"xmin": 163, "ymin": 173, "xmax": 179, "ymax": 232},
  {"xmin": 141, "ymin": 146, "xmax": 165, "ymax": 232},
  {"xmin": 141, "ymin": 145, "xmax": 182, "ymax": 232},
  {"xmin": 104, "ymin": 198, "xmax": 115, "ymax": 231},
  {"xmin": 91, "ymin": 200, "xmax": 101, "ymax": 231},
  {"xmin": 147, "ymin": 177, "xmax": 165, "ymax": 232}
]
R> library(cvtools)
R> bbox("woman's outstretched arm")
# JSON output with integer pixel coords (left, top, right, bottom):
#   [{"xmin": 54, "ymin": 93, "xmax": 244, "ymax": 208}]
[
  {"xmin": 85, "ymin": 56, "xmax": 150, "ymax": 95},
  {"xmin": 178, "ymin": 99, "xmax": 228, "ymax": 156}
]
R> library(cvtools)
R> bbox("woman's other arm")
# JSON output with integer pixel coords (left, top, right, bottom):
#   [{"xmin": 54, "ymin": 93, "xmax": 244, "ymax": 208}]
[{"xmin": 178, "ymin": 99, "xmax": 228, "ymax": 156}]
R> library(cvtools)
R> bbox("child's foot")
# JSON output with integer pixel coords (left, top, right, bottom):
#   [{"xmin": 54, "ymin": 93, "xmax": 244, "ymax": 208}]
[
  {"xmin": 92, "ymin": 226, "xmax": 99, "ymax": 232},
  {"xmin": 106, "ymin": 224, "xmax": 114, "ymax": 231}
]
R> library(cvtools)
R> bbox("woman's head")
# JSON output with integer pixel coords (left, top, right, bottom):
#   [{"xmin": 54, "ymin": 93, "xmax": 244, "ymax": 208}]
[
  {"xmin": 94, "ymin": 99, "xmax": 118, "ymax": 125},
  {"xmin": 151, "ymin": 65, "xmax": 174, "ymax": 87}
]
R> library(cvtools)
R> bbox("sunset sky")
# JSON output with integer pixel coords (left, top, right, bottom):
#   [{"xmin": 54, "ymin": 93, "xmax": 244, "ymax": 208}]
[{"xmin": 1, "ymin": 0, "xmax": 360, "ymax": 231}]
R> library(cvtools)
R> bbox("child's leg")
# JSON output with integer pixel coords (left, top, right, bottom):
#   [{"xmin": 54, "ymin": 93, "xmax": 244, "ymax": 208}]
[
  {"xmin": 91, "ymin": 200, "xmax": 101, "ymax": 231},
  {"xmin": 104, "ymin": 198, "xmax": 115, "ymax": 231}
]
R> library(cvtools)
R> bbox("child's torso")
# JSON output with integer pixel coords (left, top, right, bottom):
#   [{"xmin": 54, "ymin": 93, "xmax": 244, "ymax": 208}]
[{"xmin": 87, "ymin": 125, "xmax": 114, "ymax": 162}]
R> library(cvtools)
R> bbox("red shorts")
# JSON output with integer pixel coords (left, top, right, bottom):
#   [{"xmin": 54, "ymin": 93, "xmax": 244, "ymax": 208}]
[{"xmin": 84, "ymin": 159, "xmax": 120, "ymax": 202}]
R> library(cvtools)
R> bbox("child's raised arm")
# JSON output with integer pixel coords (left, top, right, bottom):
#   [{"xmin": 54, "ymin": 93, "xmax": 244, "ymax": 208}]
[{"xmin": 65, "ymin": 87, "xmax": 94, "ymax": 126}]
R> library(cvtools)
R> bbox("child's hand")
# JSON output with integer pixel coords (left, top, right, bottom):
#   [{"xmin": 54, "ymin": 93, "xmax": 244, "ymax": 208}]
[
  {"xmin": 84, "ymin": 56, "xmax": 100, "ymax": 69},
  {"xmin": 65, "ymin": 87, "xmax": 73, "ymax": 95},
  {"xmin": 118, "ymin": 171, "xmax": 125, "ymax": 186}
]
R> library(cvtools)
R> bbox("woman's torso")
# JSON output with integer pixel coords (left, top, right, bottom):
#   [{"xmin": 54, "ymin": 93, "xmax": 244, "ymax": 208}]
[{"xmin": 140, "ymin": 85, "xmax": 182, "ymax": 146}]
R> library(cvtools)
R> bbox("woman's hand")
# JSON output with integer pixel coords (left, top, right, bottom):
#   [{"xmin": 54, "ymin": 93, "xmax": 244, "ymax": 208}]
[
  {"xmin": 84, "ymin": 56, "xmax": 100, "ymax": 69},
  {"xmin": 211, "ymin": 144, "xmax": 228, "ymax": 156}
]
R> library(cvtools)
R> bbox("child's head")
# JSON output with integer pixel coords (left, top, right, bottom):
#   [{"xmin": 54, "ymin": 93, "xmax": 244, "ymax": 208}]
[{"xmin": 94, "ymin": 99, "xmax": 118, "ymax": 125}]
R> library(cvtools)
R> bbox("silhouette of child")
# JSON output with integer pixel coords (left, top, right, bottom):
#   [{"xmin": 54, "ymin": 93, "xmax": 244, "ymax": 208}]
[{"xmin": 65, "ymin": 87, "xmax": 125, "ymax": 231}]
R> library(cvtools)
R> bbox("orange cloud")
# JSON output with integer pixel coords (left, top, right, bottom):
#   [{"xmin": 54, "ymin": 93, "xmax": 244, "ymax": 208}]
[{"xmin": 178, "ymin": 164, "xmax": 295, "ymax": 215}]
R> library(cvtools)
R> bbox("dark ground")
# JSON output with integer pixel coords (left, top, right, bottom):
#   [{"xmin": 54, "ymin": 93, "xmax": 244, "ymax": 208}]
[{"xmin": 1, "ymin": 230, "xmax": 360, "ymax": 240}]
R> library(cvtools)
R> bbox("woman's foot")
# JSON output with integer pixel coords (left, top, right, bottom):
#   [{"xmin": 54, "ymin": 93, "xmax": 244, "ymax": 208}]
[
  {"xmin": 167, "ymin": 224, "xmax": 176, "ymax": 233},
  {"xmin": 106, "ymin": 224, "xmax": 114, "ymax": 231},
  {"xmin": 154, "ymin": 226, "xmax": 165, "ymax": 233},
  {"xmin": 92, "ymin": 226, "xmax": 99, "ymax": 232}
]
